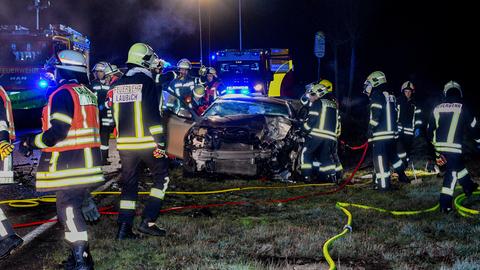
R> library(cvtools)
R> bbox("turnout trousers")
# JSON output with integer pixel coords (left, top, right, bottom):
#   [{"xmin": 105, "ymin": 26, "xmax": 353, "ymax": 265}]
[
  {"xmin": 118, "ymin": 149, "xmax": 169, "ymax": 224},
  {"xmin": 301, "ymin": 136, "xmax": 337, "ymax": 181},
  {"xmin": 439, "ymin": 152, "xmax": 479, "ymax": 211},
  {"xmin": 372, "ymin": 139, "xmax": 407, "ymax": 190}
]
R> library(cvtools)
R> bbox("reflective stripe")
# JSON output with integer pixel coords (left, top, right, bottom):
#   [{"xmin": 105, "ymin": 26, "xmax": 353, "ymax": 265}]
[
  {"xmin": 312, "ymin": 128, "xmax": 336, "ymax": 137},
  {"xmin": 65, "ymin": 206, "xmax": 88, "ymax": 243},
  {"xmin": 301, "ymin": 164, "xmax": 312, "ymax": 169},
  {"xmin": 377, "ymin": 155, "xmax": 389, "ymax": 189},
  {"xmin": 117, "ymin": 142, "xmax": 157, "ymax": 150},
  {"xmin": 385, "ymin": 93, "xmax": 392, "ymax": 132},
  {"xmin": 372, "ymin": 131, "xmax": 395, "ymax": 136},
  {"xmin": 84, "ymin": 148, "xmax": 93, "ymax": 168},
  {"xmin": 51, "ymin": 113, "xmax": 73, "ymax": 125},
  {"xmin": 471, "ymin": 117, "xmax": 477, "ymax": 128},
  {"xmin": 35, "ymin": 133, "xmax": 48, "ymax": 149},
  {"xmin": 150, "ymin": 188, "xmax": 166, "ymax": 200},
  {"xmin": 0, "ymin": 121, "xmax": 8, "ymax": 132},
  {"xmin": 434, "ymin": 142, "xmax": 461, "ymax": 148},
  {"xmin": 149, "ymin": 125, "xmax": 164, "ymax": 135},
  {"xmin": 370, "ymin": 135, "xmax": 395, "ymax": 142},
  {"xmin": 398, "ymin": 152, "xmax": 407, "ymax": 158},
  {"xmin": 415, "ymin": 120, "xmax": 423, "ymax": 125},
  {"xmin": 53, "ymin": 136, "xmax": 101, "ymax": 148},
  {"xmin": 134, "ymin": 101, "xmax": 144, "ymax": 138},
  {"xmin": 371, "ymin": 103, "xmax": 382, "ymax": 109},
  {"xmin": 37, "ymin": 167, "xmax": 102, "ymax": 179},
  {"xmin": 49, "ymin": 151, "xmax": 59, "ymax": 172},
  {"xmin": 441, "ymin": 187, "xmax": 454, "ymax": 196},
  {"xmin": 311, "ymin": 132, "xmax": 337, "ymax": 141},
  {"xmin": 414, "ymin": 109, "xmax": 422, "ymax": 114},
  {"xmin": 447, "ymin": 108, "xmax": 461, "ymax": 144},
  {"xmin": 67, "ymin": 128, "xmax": 99, "ymax": 137},
  {"xmin": 100, "ymin": 145, "xmax": 109, "ymax": 150},
  {"xmin": 392, "ymin": 160, "xmax": 403, "ymax": 169},
  {"xmin": 441, "ymin": 171, "xmax": 458, "ymax": 196},
  {"xmin": 120, "ymin": 200, "xmax": 136, "ymax": 210},
  {"xmin": 369, "ymin": 119, "xmax": 379, "ymax": 126},
  {"xmin": 303, "ymin": 123, "xmax": 311, "ymax": 130},
  {"xmin": 403, "ymin": 131, "xmax": 414, "ymax": 136},
  {"xmin": 476, "ymin": 139, "xmax": 480, "ymax": 143},
  {"xmin": 36, "ymin": 175, "xmax": 104, "ymax": 189},
  {"xmin": 308, "ymin": 111, "xmax": 319, "ymax": 116},
  {"xmin": 435, "ymin": 147, "xmax": 462, "ymax": 154},
  {"xmin": 117, "ymin": 136, "xmax": 155, "ymax": 143},
  {"xmin": 319, "ymin": 165, "xmax": 336, "ymax": 172},
  {"xmin": 457, "ymin": 168, "xmax": 468, "ymax": 179},
  {"xmin": 335, "ymin": 164, "xmax": 343, "ymax": 172},
  {"xmin": 312, "ymin": 161, "xmax": 320, "ymax": 167}
]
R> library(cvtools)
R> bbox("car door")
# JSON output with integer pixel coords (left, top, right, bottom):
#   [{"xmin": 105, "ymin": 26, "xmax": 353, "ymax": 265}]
[{"xmin": 161, "ymin": 90, "xmax": 199, "ymax": 159}]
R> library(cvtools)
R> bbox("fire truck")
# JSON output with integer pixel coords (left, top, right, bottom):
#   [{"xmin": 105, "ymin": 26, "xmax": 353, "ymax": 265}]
[
  {"xmin": 0, "ymin": 24, "xmax": 90, "ymax": 112},
  {"xmin": 211, "ymin": 48, "xmax": 294, "ymax": 97}
]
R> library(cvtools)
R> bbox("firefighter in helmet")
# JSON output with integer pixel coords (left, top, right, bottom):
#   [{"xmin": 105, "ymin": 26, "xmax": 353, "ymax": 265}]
[
  {"xmin": 111, "ymin": 43, "xmax": 169, "ymax": 239},
  {"xmin": 91, "ymin": 62, "xmax": 117, "ymax": 165},
  {"xmin": 301, "ymin": 79, "xmax": 342, "ymax": 183},
  {"xmin": 427, "ymin": 81, "xmax": 480, "ymax": 212},
  {"xmin": 363, "ymin": 71, "xmax": 409, "ymax": 190},
  {"xmin": 396, "ymin": 81, "xmax": 423, "ymax": 167},
  {"xmin": 0, "ymin": 85, "xmax": 23, "ymax": 259},
  {"xmin": 204, "ymin": 67, "xmax": 224, "ymax": 103},
  {"xmin": 20, "ymin": 50, "xmax": 104, "ymax": 269}
]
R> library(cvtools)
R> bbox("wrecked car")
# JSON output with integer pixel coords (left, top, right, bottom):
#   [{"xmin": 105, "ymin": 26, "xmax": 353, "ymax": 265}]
[{"xmin": 181, "ymin": 94, "xmax": 305, "ymax": 179}]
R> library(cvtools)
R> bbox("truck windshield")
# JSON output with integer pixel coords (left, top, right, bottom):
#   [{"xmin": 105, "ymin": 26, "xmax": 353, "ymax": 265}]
[{"xmin": 204, "ymin": 100, "xmax": 289, "ymax": 118}]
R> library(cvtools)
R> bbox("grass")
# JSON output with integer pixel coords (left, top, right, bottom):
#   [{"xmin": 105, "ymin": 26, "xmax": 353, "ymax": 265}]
[{"xmin": 3, "ymin": 166, "xmax": 480, "ymax": 270}]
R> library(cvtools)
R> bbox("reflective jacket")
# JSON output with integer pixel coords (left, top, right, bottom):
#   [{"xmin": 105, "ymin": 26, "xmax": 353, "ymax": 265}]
[
  {"xmin": 111, "ymin": 67, "xmax": 165, "ymax": 151},
  {"xmin": 368, "ymin": 88, "xmax": 399, "ymax": 142},
  {"xmin": 397, "ymin": 96, "xmax": 422, "ymax": 136},
  {"xmin": 31, "ymin": 80, "xmax": 104, "ymax": 192},
  {"xmin": 427, "ymin": 98, "xmax": 480, "ymax": 154},
  {"xmin": 303, "ymin": 96, "xmax": 340, "ymax": 141},
  {"xmin": 0, "ymin": 86, "xmax": 15, "ymax": 142},
  {"xmin": 36, "ymin": 84, "xmax": 101, "ymax": 152},
  {"xmin": 91, "ymin": 80, "xmax": 114, "ymax": 127},
  {"xmin": 167, "ymin": 76, "xmax": 195, "ymax": 99}
]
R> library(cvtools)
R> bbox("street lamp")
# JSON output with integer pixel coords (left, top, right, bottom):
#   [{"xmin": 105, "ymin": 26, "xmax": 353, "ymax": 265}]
[{"xmin": 198, "ymin": 0, "xmax": 203, "ymax": 64}]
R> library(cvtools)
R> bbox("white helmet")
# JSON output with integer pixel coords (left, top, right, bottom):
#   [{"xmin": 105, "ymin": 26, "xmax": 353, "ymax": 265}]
[
  {"xmin": 92, "ymin": 61, "xmax": 109, "ymax": 72},
  {"xmin": 443, "ymin": 80, "xmax": 462, "ymax": 98},
  {"xmin": 48, "ymin": 50, "xmax": 88, "ymax": 73},
  {"xmin": 177, "ymin": 58, "xmax": 192, "ymax": 70}
]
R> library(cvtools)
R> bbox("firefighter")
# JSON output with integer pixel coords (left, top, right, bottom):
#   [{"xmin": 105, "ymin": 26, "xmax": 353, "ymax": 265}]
[
  {"xmin": 363, "ymin": 71, "xmax": 409, "ymax": 190},
  {"xmin": 189, "ymin": 84, "xmax": 209, "ymax": 115},
  {"xmin": 168, "ymin": 58, "xmax": 195, "ymax": 100},
  {"xmin": 111, "ymin": 43, "xmax": 169, "ymax": 239},
  {"xmin": 0, "ymin": 85, "xmax": 23, "ymax": 260},
  {"xmin": 427, "ymin": 81, "xmax": 479, "ymax": 213},
  {"xmin": 19, "ymin": 50, "xmax": 104, "ymax": 269},
  {"xmin": 204, "ymin": 67, "xmax": 224, "ymax": 103},
  {"xmin": 301, "ymin": 79, "xmax": 342, "ymax": 183},
  {"xmin": 91, "ymin": 62, "xmax": 116, "ymax": 165},
  {"xmin": 397, "ymin": 81, "xmax": 423, "ymax": 166}
]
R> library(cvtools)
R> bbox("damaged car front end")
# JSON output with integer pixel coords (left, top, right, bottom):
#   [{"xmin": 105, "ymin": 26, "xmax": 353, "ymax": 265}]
[{"xmin": 183, "ymin": 96, "xmax": 304, "ymax": 179}]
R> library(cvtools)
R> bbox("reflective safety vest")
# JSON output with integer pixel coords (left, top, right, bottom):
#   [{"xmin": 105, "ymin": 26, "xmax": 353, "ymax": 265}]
[
  {"xmin": 0, "ymin": 86, "xmax": 15, "ymax": 141},
  {"xmin": 41, "ymin": 84, "xmax": 101, "ymax": 152},
  {"xmin": 303, "ymin": 98, "xmax": 340, "ymax": 141}
]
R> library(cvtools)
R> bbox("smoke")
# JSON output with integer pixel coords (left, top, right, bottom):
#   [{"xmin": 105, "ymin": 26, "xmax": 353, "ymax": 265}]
[{"xmin": 138, "ymin": 0, "xmax": 197, "ymax": 50}]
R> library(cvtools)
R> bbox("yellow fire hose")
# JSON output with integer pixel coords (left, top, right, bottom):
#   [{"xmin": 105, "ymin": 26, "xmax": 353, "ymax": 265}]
[
  {"xmin": 0, "ymin": 181, "xmax": 371, "ymax": 208},
  {"xmin": 323, "ymin": 190, "xmax": 479, "ymax": 270}
]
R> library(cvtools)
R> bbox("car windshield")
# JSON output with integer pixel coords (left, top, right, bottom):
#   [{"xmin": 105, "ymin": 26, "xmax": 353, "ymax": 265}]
[{"xmin": 204, "ymin": 100, "xmax": 290, "ymax": 118}]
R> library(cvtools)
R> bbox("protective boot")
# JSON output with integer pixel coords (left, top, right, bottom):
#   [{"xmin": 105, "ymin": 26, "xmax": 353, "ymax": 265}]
[
  {"xmin": 116, "ymin": 222, "xmax": 138, "ymax": 240},
  {"xmin": 0, "ymin": 234, "xmax": 23, "ymax": 259},
  {"xmin": 66, "ymin": 242, "xmax": 94, "ymax": 270},
  {"xmin": 397, "ymin": 171, "xmax": 410, "ymax": 184},
  {"xmin": 138, "ymin": 219, "xmax": 166, "ymax": 237}
]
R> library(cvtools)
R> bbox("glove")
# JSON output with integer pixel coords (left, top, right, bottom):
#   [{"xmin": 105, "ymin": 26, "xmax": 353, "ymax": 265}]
[
  {"xmin": 0, "ymin": 141, "xmax": 14, "ymax": 160},
  {"xmin": 414, "ymin": 129, "xmax": 421, "ymax": 138},
  {"xmin": 19, "ymin": 137, "xmax": 34, "ymax": 157},
  {"xmin": 199, "ymin": 65, "xmax": 207, "ymax": 76},
  {"xmin": 81, "ymin": 195, "xmax": 100, "ymax": 223},
  {"xmin": 153, "ymin": 144, "xmax": 167, "ymax": 159},
  {"xmin": 435, "ymin": 153, "xmax": 447, "ymax": 166}
]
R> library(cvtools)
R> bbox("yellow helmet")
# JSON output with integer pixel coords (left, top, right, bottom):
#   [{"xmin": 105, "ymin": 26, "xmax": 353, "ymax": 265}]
[
  {"xmin": 126, "ymin": 43, "xmax": 155, "ymax": 68},
  {"xmin": 365, "ymin": 71, "xmax": 387, "ymax": 88},
  {"xmin": 305, "ymin": 79, "xmax": 332, "ymax": 98},
  {"xmin": 193, "ymin": 85, "xmax": 205, "ymax": 98}
]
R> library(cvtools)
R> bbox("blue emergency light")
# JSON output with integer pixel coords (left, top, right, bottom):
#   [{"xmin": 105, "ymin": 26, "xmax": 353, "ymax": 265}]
[{"xmin": 38, "ymin": 79, "xmax": 49, "ymax": 89}]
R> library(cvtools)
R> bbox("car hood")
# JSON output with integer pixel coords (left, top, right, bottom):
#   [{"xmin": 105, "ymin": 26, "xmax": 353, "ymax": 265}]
[{"xmin": 199, "ymin": 114, "xmax": 267, "ymax": 130}]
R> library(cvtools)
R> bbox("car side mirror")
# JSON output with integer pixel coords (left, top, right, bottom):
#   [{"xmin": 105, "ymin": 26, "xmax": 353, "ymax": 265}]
[{"xmin": 178, "ymin": 108, "xmax": 193, "ymax": 119}]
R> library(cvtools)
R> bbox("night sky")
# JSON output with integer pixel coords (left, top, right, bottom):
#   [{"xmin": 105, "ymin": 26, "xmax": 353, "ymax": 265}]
[{"xmin": 0, "ymin": 0, "xmax": 477, "ymax": 112}]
